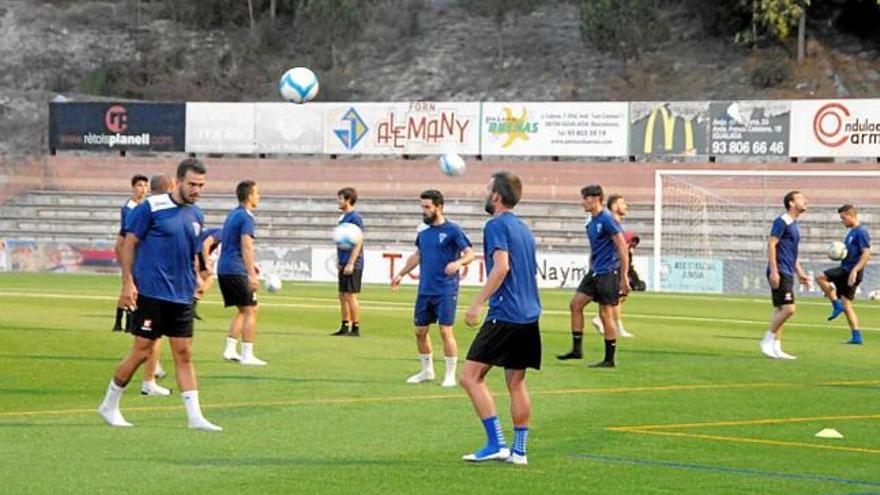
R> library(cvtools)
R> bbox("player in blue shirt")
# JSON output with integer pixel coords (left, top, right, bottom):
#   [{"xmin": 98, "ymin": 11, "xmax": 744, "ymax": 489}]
[
  {"xmin": 331, "ymin": 187, "xmax": 366, "ymax": 336},
  {"xmin": 112, "ymin": 174, "xmax": 148, "ymax": 331},
  {"xmin": 590, "ymin": 193, "xmax": 637, "ymax": 339},
  {"xmin": 391, "ymin": 190, "xmax": 475, "ymax": 387},
  {"xmin": 461, "ymin": 172, "xmax": 541, "ymax": 466},
  {"xmin": 761, "ymin": 191, "xmax": 811, "ymax": 360},
  {"xmin": 218, "ymin": 180, "xmax": 266, "ymax": 366},
  {"xmin": 98, "ymin": 158, "xmax": 221, "ymax": 432},
  {"xmin": 816, "ymin": 204, "xmax": 872, "ymax": 345},
  {"xmin": 558, "ymin": 184, "xmax": 629, "ymax": 368}
]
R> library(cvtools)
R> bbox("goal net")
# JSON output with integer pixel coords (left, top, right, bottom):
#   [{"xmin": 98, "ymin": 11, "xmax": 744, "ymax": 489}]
[{"xmin": 653, "ymin": 170, "xmax": 880, "ymax": 295}]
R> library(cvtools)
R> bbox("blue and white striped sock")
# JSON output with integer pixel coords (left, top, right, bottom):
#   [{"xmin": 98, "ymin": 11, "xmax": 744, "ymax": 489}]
[
  {"xmin": 513, "ymin": 426, "xmax": 528, "ymax": 456},
  {"xmin": 481, "ymin": 416, "xmax": 506, "ymax": 448}
]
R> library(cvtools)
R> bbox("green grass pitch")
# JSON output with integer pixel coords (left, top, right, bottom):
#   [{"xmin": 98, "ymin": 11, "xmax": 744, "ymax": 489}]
[{"xmin": 0, "ymin": 273, "xmax": 877, "ymax": 494}]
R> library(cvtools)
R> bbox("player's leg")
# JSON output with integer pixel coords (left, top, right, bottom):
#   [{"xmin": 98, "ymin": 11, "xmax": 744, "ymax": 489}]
[
  {"xmin": 142, "ymin": 338, "xmax": 171, "ymax": 395},
  {"xmin": 558, "ymin": 291, "xmax": 591, "ymax": 360},
  {"xmin": 97, "ymin": 335, "xmax": 155, "ymax": 427},
  {"xmin": 223, "ymin": 311, "xmax": 244, "ymax": 361},
  {"xmin": 347, "ymin": 270, "xmax": 362, "ymax": 336},
  {"xmin": 504, "ymin": 369, "xmax": 530, "ymax": 465},
  {"xmin": 591, "ymin": 303, "xmax": 617, "ymax": 368},
  {"xmin": 841, "ymin": 297, "xmax": 863, "ymax": 344},
  {"xmin": 407, "ymin": 325, "xmax": 434, "ymax": 383},
  {"xmin": 816, "ymin": 269, "xmax": 845, "ymax": 320},
  {"xmin": 438, "ymin": 325, "xmax": 458, "ymax": 387},
  {"xmin": 331, "ymin": 290, "xmax": 351, "ymax": 335},
  {"xmin": 168, "ymin": 336, "xmax": 221, "ymax": 431},
  {"xmin": 460, "ymin": 360, "xmax": 508, "ymax": 461},
  {"xmin": 614, "ymin": 297, "xmax": 634, "ymax": 338},
  {"xmin": 239, "ymin": 305, "xmax": 266, "ymax": 365}
]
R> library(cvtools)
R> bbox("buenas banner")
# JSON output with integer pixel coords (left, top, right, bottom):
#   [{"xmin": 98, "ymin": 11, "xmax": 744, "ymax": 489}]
[
  {"xmin": 480, "ymin": 102, "xmax": 628, "ymax": 157},
  {"xmin": 323, "ymin": 102, "xmax": 480, "ymax": 155},
  {"xmin": 790, "ymin": 99, "xmax": 880, "ymax": 157}
]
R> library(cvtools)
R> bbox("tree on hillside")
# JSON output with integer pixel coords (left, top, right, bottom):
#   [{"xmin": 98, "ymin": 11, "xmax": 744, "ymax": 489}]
[
  {"xmin": 579, "ymin": 0, "xmax": 668, "ymax": 65},
  {"xmin": 294, "ymin": 0, "xmax": 362, "ymax": 69},
  {"xmin": 460, "ymin": 0, "xmax": 545, "ymax": 66}
]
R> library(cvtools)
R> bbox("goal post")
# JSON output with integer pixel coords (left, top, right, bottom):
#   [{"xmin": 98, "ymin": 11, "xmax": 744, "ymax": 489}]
[{"xmin": 652, "ymin": 169, "xmax": 880, "ymax": 294}]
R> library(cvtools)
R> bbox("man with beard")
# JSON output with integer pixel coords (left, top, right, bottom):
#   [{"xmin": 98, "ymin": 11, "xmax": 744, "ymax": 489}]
[
  {"xmin": 391, "ymin": 189, "xmax": 475, "ymax": 387},
  {"xmin": 460, "ymin": 172, "xmax": 541, "ymax": 466},
  {"xmin": 761, "ymin": 190, "xmax": 811, "ymax": 359},
  {"xmin": 98, "ymin": 158, "xmax": 221, "ymax": 431}
]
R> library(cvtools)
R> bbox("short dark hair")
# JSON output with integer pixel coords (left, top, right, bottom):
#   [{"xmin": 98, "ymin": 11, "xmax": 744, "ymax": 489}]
[
  {"xmin": 838, "ymin": 204, "xmax": 857, "ymax": 215},
  {"xmin": 131, "ymin": 174, "xmax": 148, "ymax": 187},
  {"xmin": 237, "ymin": 180, "xmax": 256, "ymax": 203},
  {"xmin": 420, "ymin": 189, "xmax": 444, "ymax": 207},
  {"xmin": 581, "ymin": 184, "xmax": 604, "ymax": 200},
  {"xmin": 606, "ymin": 193, "xmax": 623, "ymax": 210},
  {"xmin": 337, "ymin": 187, "xmax": 358, "ymax": 205},
  {"xmin": 149, "ymin": 174, "xmax": 173, "ymax": 194},
  {"xmin": 176, "ymin": 158, "xmax": 206, "ymax": 180},
  {"xmin": 490, "ymin": 171, "xmax": 522, "ymax": 208},
  {"xmin": 783, "ymin": 190, "xmax": 801, "ymax": 210}
]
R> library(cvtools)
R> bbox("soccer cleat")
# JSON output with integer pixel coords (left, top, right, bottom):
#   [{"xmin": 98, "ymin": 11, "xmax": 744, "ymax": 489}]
[
  {"xmin": 441, "ymin": 377, "xmax": 457, "ymax": 388},
  {"xmin": 844, "ymin": 338, "xmax": 863, "ymax": 345},
  {"xmin": 506, "ymin": 453, "xmax": 528, "ymax": 465},
  {"xmin": 588, "ymin": 360, "xmax": 615, "ymax": 368},
  {"xmin": 462, "ymin": 446, "xmax": 510, "ymax": 462},
  {"xmin": 330, "ymin": 328, "xmax": 351, "ymax": 336},
  {"xmin": 556, "ymin": 351, "xmax": 583, "ymax": 360},
  {"xmin": 827, "ymin": 301, "xmax": 845, "ymax": 321},
  {"xmin": 618, "ymin": 328, "xmax": 635, "ymax": 338},
  {"xmin": 223, "ymin": 349, "xmax": 241, "ymax": 362},
  {"xmin": 406, "ymin": 371, "xmax": 435, "ymax": 384},
  {"xmin": 590, "ymin": 316, "xmax": 604, "ymax": 335},
  {"xmin": 240, "ymin": 356, "xmax": 268, "ymax": 366},
  {"xmin": 141, "ymin": 382, "xmax": 172, "ymax": 396},
  {"xmin": 97, "ymin": 406, "xmax": 133, "ymax": 427},
  {"xmin": 188, "ymin": 418, "xmax": 223, "ymax": 432},
  {"xmin": 760, "ymin": 340, "xmax": 778, "ymax": 359},
  {"xmin": 773, "ymin": 341, "xmax": 796, "ymax": 360},
  {"xmin": 347, "ymin": 329, "xmax": 360, "ymax": 337}
]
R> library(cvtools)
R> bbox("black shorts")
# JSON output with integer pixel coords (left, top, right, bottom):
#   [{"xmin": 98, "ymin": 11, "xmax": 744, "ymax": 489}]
[
  {"xmin": 769, "ymin": 273, "xmax": 795, "ymax": 307},
  {"xmin": 338, "ymin": 267, "xmax": 363, "ymax": 293},
  {"xmin": 576, "ymin": 270, "xmax": 621, "ymax": 306},
  {"xmin": 130, "ymin": 294, "xmax": 194, "ymax": 340},
  {"xmin": 824, "ymin": 266, "xmax": 862, "ymax": 300},
  {"xmin": 466, "ymin": 319, "xmax": 541, "ymax": 370},
  {"xmin": 218, "ymin": 274, "xmax": 258, "ymax": 307}
]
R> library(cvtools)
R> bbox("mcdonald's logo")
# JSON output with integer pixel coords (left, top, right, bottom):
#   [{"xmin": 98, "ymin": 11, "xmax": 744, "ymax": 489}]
[{"xmin": 642, "ymin": 105, "xmax": 695, "ymax": 154}]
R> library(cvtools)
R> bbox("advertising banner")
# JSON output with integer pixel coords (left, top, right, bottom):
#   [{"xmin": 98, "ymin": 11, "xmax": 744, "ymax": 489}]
[
  {"xmin": 323, "ymin": 102, "xmax": 480, "ymax": 155},
  {"xmin": 659, "ymin": 256, "xmax": 723, "ymax": 293},
  {"xmin": 185, "ymin": 102, "xmax": 256, "ymax": 153},
  {"xmin": 708, "ymin": 101, "xmax": 790, "ymax": 156},
  {"xmin": 630, "ymin": 102, "xmax": 709, "ymax": 157},
  {"xmin": 254, "ymin": 103, "xmax": 324, "ymax": 154},
  {"xmin": 789, "ymin": 99, "xmax": 880, "ymax": 157},
  {"xmin": 254, "ymin": 245, "xmax": 312, "ymax": 281},
  {"xmin": 50, "ymin": 102, "xmax": 185, "ymax": 152},
  {"xmin": 480, "ymin": 102, "xmax": 628, "ymax": 157}
]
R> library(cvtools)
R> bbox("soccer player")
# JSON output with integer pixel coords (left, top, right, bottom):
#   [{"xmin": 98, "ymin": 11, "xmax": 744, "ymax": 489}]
[
  {"xmin": 591, "ymin": 193, "xmax": 635, "ymax": 338},
  {"xmin": 390, "ymin": 189, "xmax": 475, "ymax": 387},
  {"xmin": 98, "ymin": 158, "xmax": 221, "ymax": 431},
  {"xmin": 112, "ymin": 174, "xmax": 148, "ymax": 331},
  {"xmin": 331, "ymin": 187, "xmax": 365, "ymax": 337},
  {"xmin": 761, "ymin": 191, "xmax": 811, "ymax": 359},
  {"xmin": 816, "ymin": 204, "xmax": 872, "ymax": 345},
  {"xmin": 460, "ymin": 171, "xmax": 541, "ymax": 466},
  {"xmin": 218, "ymin": 180, "xmax": 266, "ymax": 365},
  {"xmin": 557, "ymin": 184, "xmax": 629, "ymax": 368}
]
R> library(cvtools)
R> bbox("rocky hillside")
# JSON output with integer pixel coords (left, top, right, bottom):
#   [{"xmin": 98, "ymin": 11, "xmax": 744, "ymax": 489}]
[{"xmin": 1, "ymin": 0, "xmax": 878, "ymax": 155}]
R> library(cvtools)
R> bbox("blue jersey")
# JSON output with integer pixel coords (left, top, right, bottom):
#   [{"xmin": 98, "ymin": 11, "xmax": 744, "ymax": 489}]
[
  {"xmin": 415, "ymin": 221, "xmax": 472, "ymax": 296},
  {"xmin": 199, "ymin": 228, "xmax": 223, "ymax": 255},
  {"xmin": 337, "ymin": 211, "xmax": 365, "ymax": 269},
  {"xmin": 587, "ymin": 209, "xmax": 623, "ymax": 275},
  {"xmin": 125, "ymin": 194, "xmax": 204, "ymax": 305},
  {"xmin": 218, "ymin": 207, "xmax": 256, "ymax": 276},
  {"xmin": 842, "ymin": 225, "xmax": 871, "ymax": 273},
  {"xmin": 118, "ymin": 198, "xmax": 139, "ymax": 236},
  {"xmin": 483, "ymin": 212, "xmax": 541, "ymax": 324},
  {"xmin": 768, "ymin": 214, "xmax": 799, "ymax": 276}
]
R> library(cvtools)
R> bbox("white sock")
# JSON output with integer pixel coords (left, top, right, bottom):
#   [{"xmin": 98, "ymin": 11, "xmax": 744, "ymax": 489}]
[
  {"xmin": 763, "ymin": 331, "xmax": 775, "ymax": 343},
  {"xmin": 225, "ymin": 337, "xmax": 238, "ymax": 353},
  {"xmin": 101, "ymin": 380, "xmax": 125, "ymax": 410},
  {"xmin": 143, "ymin": 379, "xmax": 157, "ymax": 389},
  {"xmin": 444, "ymin": 356, "xmax": 457, "ymax": 379},
  {"xmin": 420, "ymin": 353, "xmax": 433, "ymax": 374},
  {"xmin": 616, "ymin": 320, "xmax": 625, "ymax": 333},
  {"xmin": 182, "ymin": 390, "xmax": 204, "ymax": 422},
  {"xmin": 241, "ymin": 342, "xmax": 254, "ymax": 361},
  {"xmin": 155, "ymin": 361, "xmax": 165, "ymax": 376}
]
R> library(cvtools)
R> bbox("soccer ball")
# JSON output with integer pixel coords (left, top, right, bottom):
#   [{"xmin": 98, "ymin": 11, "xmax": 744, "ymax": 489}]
[
  {"xmin": 827, "ymin": 241, "xmax": 848, "ymax": 261},
  {"xmin": 439, "ymin": 153, "xmax": 466, "ymax": 176},
  {"xmin": 333, "ymin": 223, "xmax": 363, "ymax": 250},
  {"xmin": 278, "ymin": 67, "xmax": 319, "ymax": 103},
  {"xmin": 265, "ymin": 274, "xmax": 282, "ymax": 293},
  {"xmin": 868, "ymin": 290, "xmax": 880, "ymax": 300}
]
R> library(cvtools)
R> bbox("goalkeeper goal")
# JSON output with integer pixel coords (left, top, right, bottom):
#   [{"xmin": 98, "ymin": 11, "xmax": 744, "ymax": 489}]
[{"xmin": 652, "ymin": 169, "xmax": 880, "ymax": 294}]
